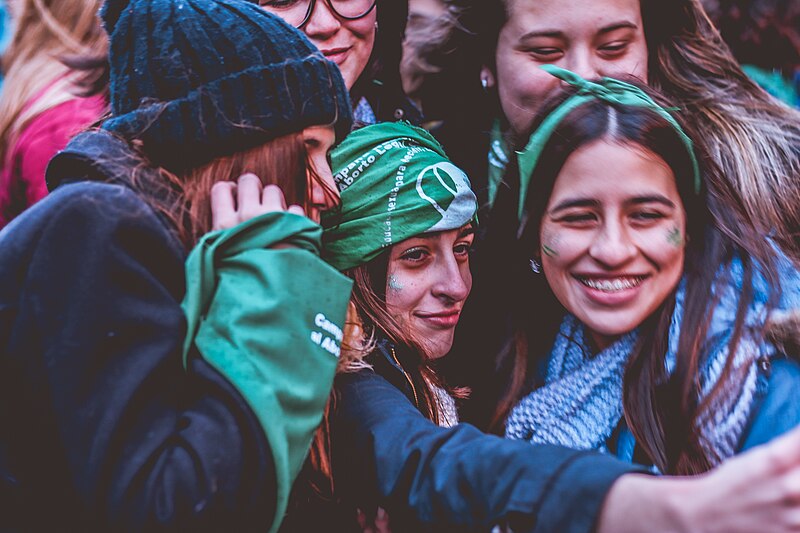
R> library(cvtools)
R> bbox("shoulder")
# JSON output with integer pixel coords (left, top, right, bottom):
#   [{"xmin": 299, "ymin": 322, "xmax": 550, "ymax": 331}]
[
  {"xmin": 0, "ymin": 181, "xmax": 184, "ymax": 283},
  {"xmin": 740, "ymin": 355, "xmax": 800, "ymax": 451}
]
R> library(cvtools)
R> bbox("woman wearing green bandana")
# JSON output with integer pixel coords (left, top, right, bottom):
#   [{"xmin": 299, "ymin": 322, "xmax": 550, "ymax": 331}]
[{"xmin": 263, "ymin": 121, "xmax": 800, "ymax": 533}]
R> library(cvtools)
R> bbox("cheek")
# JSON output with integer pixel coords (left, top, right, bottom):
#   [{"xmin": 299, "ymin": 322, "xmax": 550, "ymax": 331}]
[
  {"xmin": 347, "ymin": 15, "xmax": 376, "ymax": 51},
  {"xmin": 496, "ymin": 54, "xmax": 559, "ymax": 133},
  {"xmin": 385, "ymin": 271, "xmax": 420, "ymax": 316}
]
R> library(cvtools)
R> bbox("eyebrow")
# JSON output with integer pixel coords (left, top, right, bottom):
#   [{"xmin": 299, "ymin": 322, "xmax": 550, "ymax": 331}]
[
  {"xmin": 519, "ymin": 21, "xmax": 639, "ymax": 41},
  {"xmin": 412, "ymin": 226, "xmax": 476, "ymax": 241},
  {"xmin": 550, "ymin": 195, "xmax": 676, "ymax": 213}
]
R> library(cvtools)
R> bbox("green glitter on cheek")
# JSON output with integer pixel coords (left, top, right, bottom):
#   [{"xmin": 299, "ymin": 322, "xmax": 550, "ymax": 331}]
[
  {"xmin": 667, "ymin": 227, "xmax": 684, "ymax": 247},
  {"xmin": 388, "ymin": 274, "xmax": 404, "ymax": 291}
]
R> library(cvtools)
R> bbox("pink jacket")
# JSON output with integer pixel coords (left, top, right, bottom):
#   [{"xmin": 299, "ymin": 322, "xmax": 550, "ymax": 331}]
[{"xmin": 0, "ymin": 92, "xmax": 106, "ymax": 229}]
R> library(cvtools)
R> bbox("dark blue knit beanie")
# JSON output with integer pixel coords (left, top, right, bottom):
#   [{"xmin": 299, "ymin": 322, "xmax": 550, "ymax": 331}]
[{"xmin": 100, "ymin": 0, "xmax": 352, "ymax": 172}]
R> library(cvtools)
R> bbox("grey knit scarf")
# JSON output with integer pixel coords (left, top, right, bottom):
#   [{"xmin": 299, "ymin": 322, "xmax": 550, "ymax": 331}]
[{"xmin": 505, "ymin": 304, "xmax": 761, "ymax": 467}]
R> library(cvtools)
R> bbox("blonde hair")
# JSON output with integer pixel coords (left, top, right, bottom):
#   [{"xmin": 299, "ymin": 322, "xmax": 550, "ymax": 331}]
[{"xmin": 0, "ymin": 0, "xmax": 107, "ymax": 163}]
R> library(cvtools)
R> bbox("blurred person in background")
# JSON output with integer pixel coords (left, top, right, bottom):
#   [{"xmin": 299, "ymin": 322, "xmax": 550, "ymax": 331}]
[
  {"xmin": 0, "ymin": 0, "xmax": 108, "ymax": 229},
  {"xmin": 703, "ymin": 0, "xmax": 799, "ymax": 106},
  {"xmin": 258, "ymin": 0, "xmax": 421, "ymax": 126}
]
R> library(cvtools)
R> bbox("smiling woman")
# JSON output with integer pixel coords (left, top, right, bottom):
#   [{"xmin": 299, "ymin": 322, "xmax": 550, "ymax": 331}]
[
  {"xmin": 258, "ymin": 0, "xmax": 421, "ymax": 126},
  {"xmin": 275, "ymin": 121, "xmax": 800, "ymax": 533},
  {"xmin": 492, "ymin": 68, "xmax": 800, "ymax": 475}
]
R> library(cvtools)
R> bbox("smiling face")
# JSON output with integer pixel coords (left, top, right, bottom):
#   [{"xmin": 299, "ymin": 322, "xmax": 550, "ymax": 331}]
[
  {"xmin": 259, "ymin": 0, "xmax": 377, "ymax": 90},
  {"xmin": 494, "ymin": 0, "xmax": 648, "ymax": 136},
  {"xmin": 385, "ymin": 225, "xmax": 474, "ymax": 358},
  {"xmin": 539, "ymin": 139, "xmax": 686, "ymax": 350},
  {"xmin": 302, "ymin": 125, "xmax": 338, "ymax": 223}
]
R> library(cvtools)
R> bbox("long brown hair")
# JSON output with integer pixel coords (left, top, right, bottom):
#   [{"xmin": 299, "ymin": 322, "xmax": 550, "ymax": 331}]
[
  {"xmin": 464, "ymin": 0, "xmax": 800, "ymax": 259},
  {"xmin": 487, "ymin": 83, "xmax": 780, "ymax": 475},
  {"xmin": 124, "ymin": 129, "xmax": 337, "ymax": 250},
  {"xmin": 0, "ymin": 0, "xmax": 107, "ymax": 162},
  {"xmin": 300, "ymin": 250, "xmax": 461, "ymax": 507}
]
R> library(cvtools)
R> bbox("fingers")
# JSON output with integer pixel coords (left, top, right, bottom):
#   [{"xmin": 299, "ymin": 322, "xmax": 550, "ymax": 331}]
[
  {"xmin": 287, "ymin": 204, "xmax": 306, "ymax": 217},
  {"xmin": 210, "ymin": 176, "xmax": 308, "ymax": 231},
  {"xmin": 757, "ymin": 425, "xmax": 800, "ymax": 474},
  {"xmin": 237, "ymin": 173, "xmax": 266, "ymax": 222},
  {"xmin": 210, "ymin": 181, "xmax": 237, "ymax": 231},
  {"xmin": 374, "ymin": 507, "xmax": 391, "ymax": 533},
  {"xmin": 262, "ymin": 184, "xmax": 288, "ymax": 212}
]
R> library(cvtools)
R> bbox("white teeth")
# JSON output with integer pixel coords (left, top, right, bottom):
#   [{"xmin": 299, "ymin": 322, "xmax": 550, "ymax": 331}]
[{"xmin": 579, "ymin": 277, "xmax": 644, "ymax": 292}]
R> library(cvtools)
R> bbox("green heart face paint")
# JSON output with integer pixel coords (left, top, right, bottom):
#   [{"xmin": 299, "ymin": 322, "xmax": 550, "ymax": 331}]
[{"xmin": 667, "ymin": 226, "xmax": 684, "ymax": 247}]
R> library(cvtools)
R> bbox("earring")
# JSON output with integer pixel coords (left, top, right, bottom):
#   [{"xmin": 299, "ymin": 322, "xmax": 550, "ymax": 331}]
[
  {"xmin": 529, "ymin": 259, "xmax": 541, "ymax": 274},
  {"xmin": 481, "ymin": 77, "xmax": 489, "ymax": 90}
]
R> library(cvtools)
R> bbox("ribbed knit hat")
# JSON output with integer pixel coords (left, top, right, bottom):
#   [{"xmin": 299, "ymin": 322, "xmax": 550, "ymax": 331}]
[{"xmin": 99, "ymin": 0, "xmax": 352, "ymax": 172}]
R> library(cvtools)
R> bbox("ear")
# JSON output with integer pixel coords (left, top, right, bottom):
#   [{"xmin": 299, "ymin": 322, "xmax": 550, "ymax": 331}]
[{"xmin": 480, "ymin": 65, "xmax": 496, "ymax": 90}]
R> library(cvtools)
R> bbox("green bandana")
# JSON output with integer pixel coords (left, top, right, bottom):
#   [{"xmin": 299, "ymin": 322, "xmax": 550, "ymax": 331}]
[
  {"xmin": 323, "ymin": 122, "xmax": 478, "ymax": 271},
  {"xmin": 517, "ymin": 65, "xmax": 702, "ymax": 220}
]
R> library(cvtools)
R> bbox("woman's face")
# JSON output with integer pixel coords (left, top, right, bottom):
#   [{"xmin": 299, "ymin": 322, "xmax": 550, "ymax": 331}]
[
  {"xmin": 494, "ymin": 0, "xmax": 648, "ymax": 136},
  {"xmin": 539, "ymin": 140, "xmax": 686, "ymax": 350},
  {"xmin": 302, "ymin": 125, "xmax": 338, "ymax": 223},
  {"xmin": 385, "ymin": 225, "xmax": 474, "ymax": 358},
  {"xmin": 259, "ymin": 0, "xmax": 377, "ymax": 90}
]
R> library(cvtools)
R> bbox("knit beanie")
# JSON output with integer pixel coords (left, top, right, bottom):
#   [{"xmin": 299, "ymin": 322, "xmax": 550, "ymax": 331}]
[
  {"xmin": 322, "ymin": 122, "xmax": 477, "ymax": 271},
  {"xmin": 99, "ymin": 0, "xmax": 352, "ymax": 172}
]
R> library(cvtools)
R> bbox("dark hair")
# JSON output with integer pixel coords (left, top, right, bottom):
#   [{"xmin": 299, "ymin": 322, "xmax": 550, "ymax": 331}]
[
  {"xmin": 350, "ymin": 0, "xmax": 408, "ymax": 102},
  {"xmin": 483, "ymin": 81, "xmax": 781, "ymax": 474}
]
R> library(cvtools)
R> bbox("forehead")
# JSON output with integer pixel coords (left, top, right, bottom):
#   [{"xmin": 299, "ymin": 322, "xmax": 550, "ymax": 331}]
[
  {"xmin": 550, "ymin": 139, "xmax": 679, "ymax": 200},
  {"xmin": 504, "ymin": 0, "xmax": 643, "ymax": 33}
]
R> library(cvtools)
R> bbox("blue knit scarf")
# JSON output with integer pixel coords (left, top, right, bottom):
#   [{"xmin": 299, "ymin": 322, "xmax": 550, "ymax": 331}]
[{"xmin": 505, "ymin": 287, "xmax": 763, "ymax": 467}]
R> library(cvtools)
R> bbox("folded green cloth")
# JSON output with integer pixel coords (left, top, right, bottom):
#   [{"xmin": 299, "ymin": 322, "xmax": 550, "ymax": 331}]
[{"xmin": 182, "ymin": 211, "xmax": 353, "ymax": 533}]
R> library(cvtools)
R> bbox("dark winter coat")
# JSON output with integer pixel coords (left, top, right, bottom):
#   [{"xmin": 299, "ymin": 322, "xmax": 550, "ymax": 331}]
[
  {"xmin": 0, "ymin": 131, "xmax": 278, "ymax": 531},
  {"xmin": 309, "ymin": 340, "xmax": 644, "ymax": 533}
]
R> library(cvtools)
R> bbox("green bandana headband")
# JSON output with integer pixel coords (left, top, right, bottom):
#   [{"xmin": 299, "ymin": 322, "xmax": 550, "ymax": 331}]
[
  {"xmin": 517, "ymin": 65, "xmax": 702, "ymax": 220},
  {"xmin": 322, "ymin": 122, "xmax": 478, "ymax": 271}
]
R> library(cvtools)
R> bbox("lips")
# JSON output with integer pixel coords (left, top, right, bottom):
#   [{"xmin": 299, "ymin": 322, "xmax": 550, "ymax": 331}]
[
  {"xmin": 321, "ymin": 46, "xmax": 351, "ymax": 64},
  {"xmin": 415, "ymin": 310, "xmax": 461, "ymax": 329},
  {"xmin": 573, "ymin": 274, "xmax": 650, "ymax": 306},
  {"xmin": 574, "ymin": 275, "xmax": 648, "ymax": 292}
]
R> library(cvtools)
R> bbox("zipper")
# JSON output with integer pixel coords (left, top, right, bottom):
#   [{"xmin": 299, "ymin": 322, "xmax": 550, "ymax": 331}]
[{"xmin": 390, "ymin": 346, "xmax": 419, "ymax": 408}]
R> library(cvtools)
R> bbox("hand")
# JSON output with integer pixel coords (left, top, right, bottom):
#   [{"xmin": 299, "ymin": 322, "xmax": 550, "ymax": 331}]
[
  {"xmin": 357, "ymin": 507, "xmax": 391, "ymax": 533},
  {"xmin": 599, "ymin": 426, "xmax": 800, "ymax": 532},
  {"xmin": 210, "ymin": 174, "xmax": 305, "ymax": 231}
]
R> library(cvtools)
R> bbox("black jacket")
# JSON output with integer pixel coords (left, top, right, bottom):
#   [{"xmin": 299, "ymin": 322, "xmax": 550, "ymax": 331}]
[
  {"xmin": 322, "ymin": 340, "xmax": 642, "ymax": 533},
  {"xmin": 0, "ymin": 131, "xmax": 275, "ymax": 531}
]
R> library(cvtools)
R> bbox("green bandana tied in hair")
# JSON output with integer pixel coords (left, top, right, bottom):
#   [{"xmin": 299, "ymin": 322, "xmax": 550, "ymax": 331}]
[
  {"xmin": 517, "ymin": 65, "xmax": 702, "ymax": 220},
  {"xmin": 323, "ymin": 122, "xmax": 478, "ymax": 271}
]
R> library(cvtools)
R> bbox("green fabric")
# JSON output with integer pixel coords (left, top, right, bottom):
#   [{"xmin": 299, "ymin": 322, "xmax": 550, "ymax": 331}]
[
  {"xmin": 487, "ymin": 117, "xmax": 510, "ymax": 208},
  {"xmin": 323, "ymin": 122, "xmax": 478, "ymax": 271},
  {"xmin": 517, "ymin": 65, "xmax": 702, "ymax": 220},
  {"xmin": 182, "ymin": 211, "xmax": 353, "ymax": 533},
  {"xmin": 742, "ymin": 65, "xmax": 798, "ymax": 107}
]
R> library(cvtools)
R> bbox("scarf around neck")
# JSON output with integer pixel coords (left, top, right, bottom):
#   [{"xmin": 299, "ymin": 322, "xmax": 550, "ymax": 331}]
[{"xmin": 505, "ymin": 284, "xmax": 764, "ymax": 468}]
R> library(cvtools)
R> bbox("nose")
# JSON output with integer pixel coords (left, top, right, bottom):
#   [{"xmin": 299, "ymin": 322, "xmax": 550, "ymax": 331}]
[
  {"xmin": 303, "ymin": 0, "xmax": 342, "ymax": 40},
  {"xmin": 431, "ymin": 254, "xmax": 471, "ymax": 303},
  {"xmin": 564, "ymin": 48, "xmax": 601, "ymax": 81},
  {"xmin": 309, "ymin": 161, "xmax": 338, "ymax": 210},
  {"xmin": 588, "ymin": 220, "xmax": 638, "ymax": 268}
]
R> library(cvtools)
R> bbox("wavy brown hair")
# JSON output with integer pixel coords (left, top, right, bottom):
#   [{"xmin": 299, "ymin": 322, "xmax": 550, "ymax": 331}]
[{"xmin": 124, "ymin": 130, "xmax": 337, "ymax": 250}]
